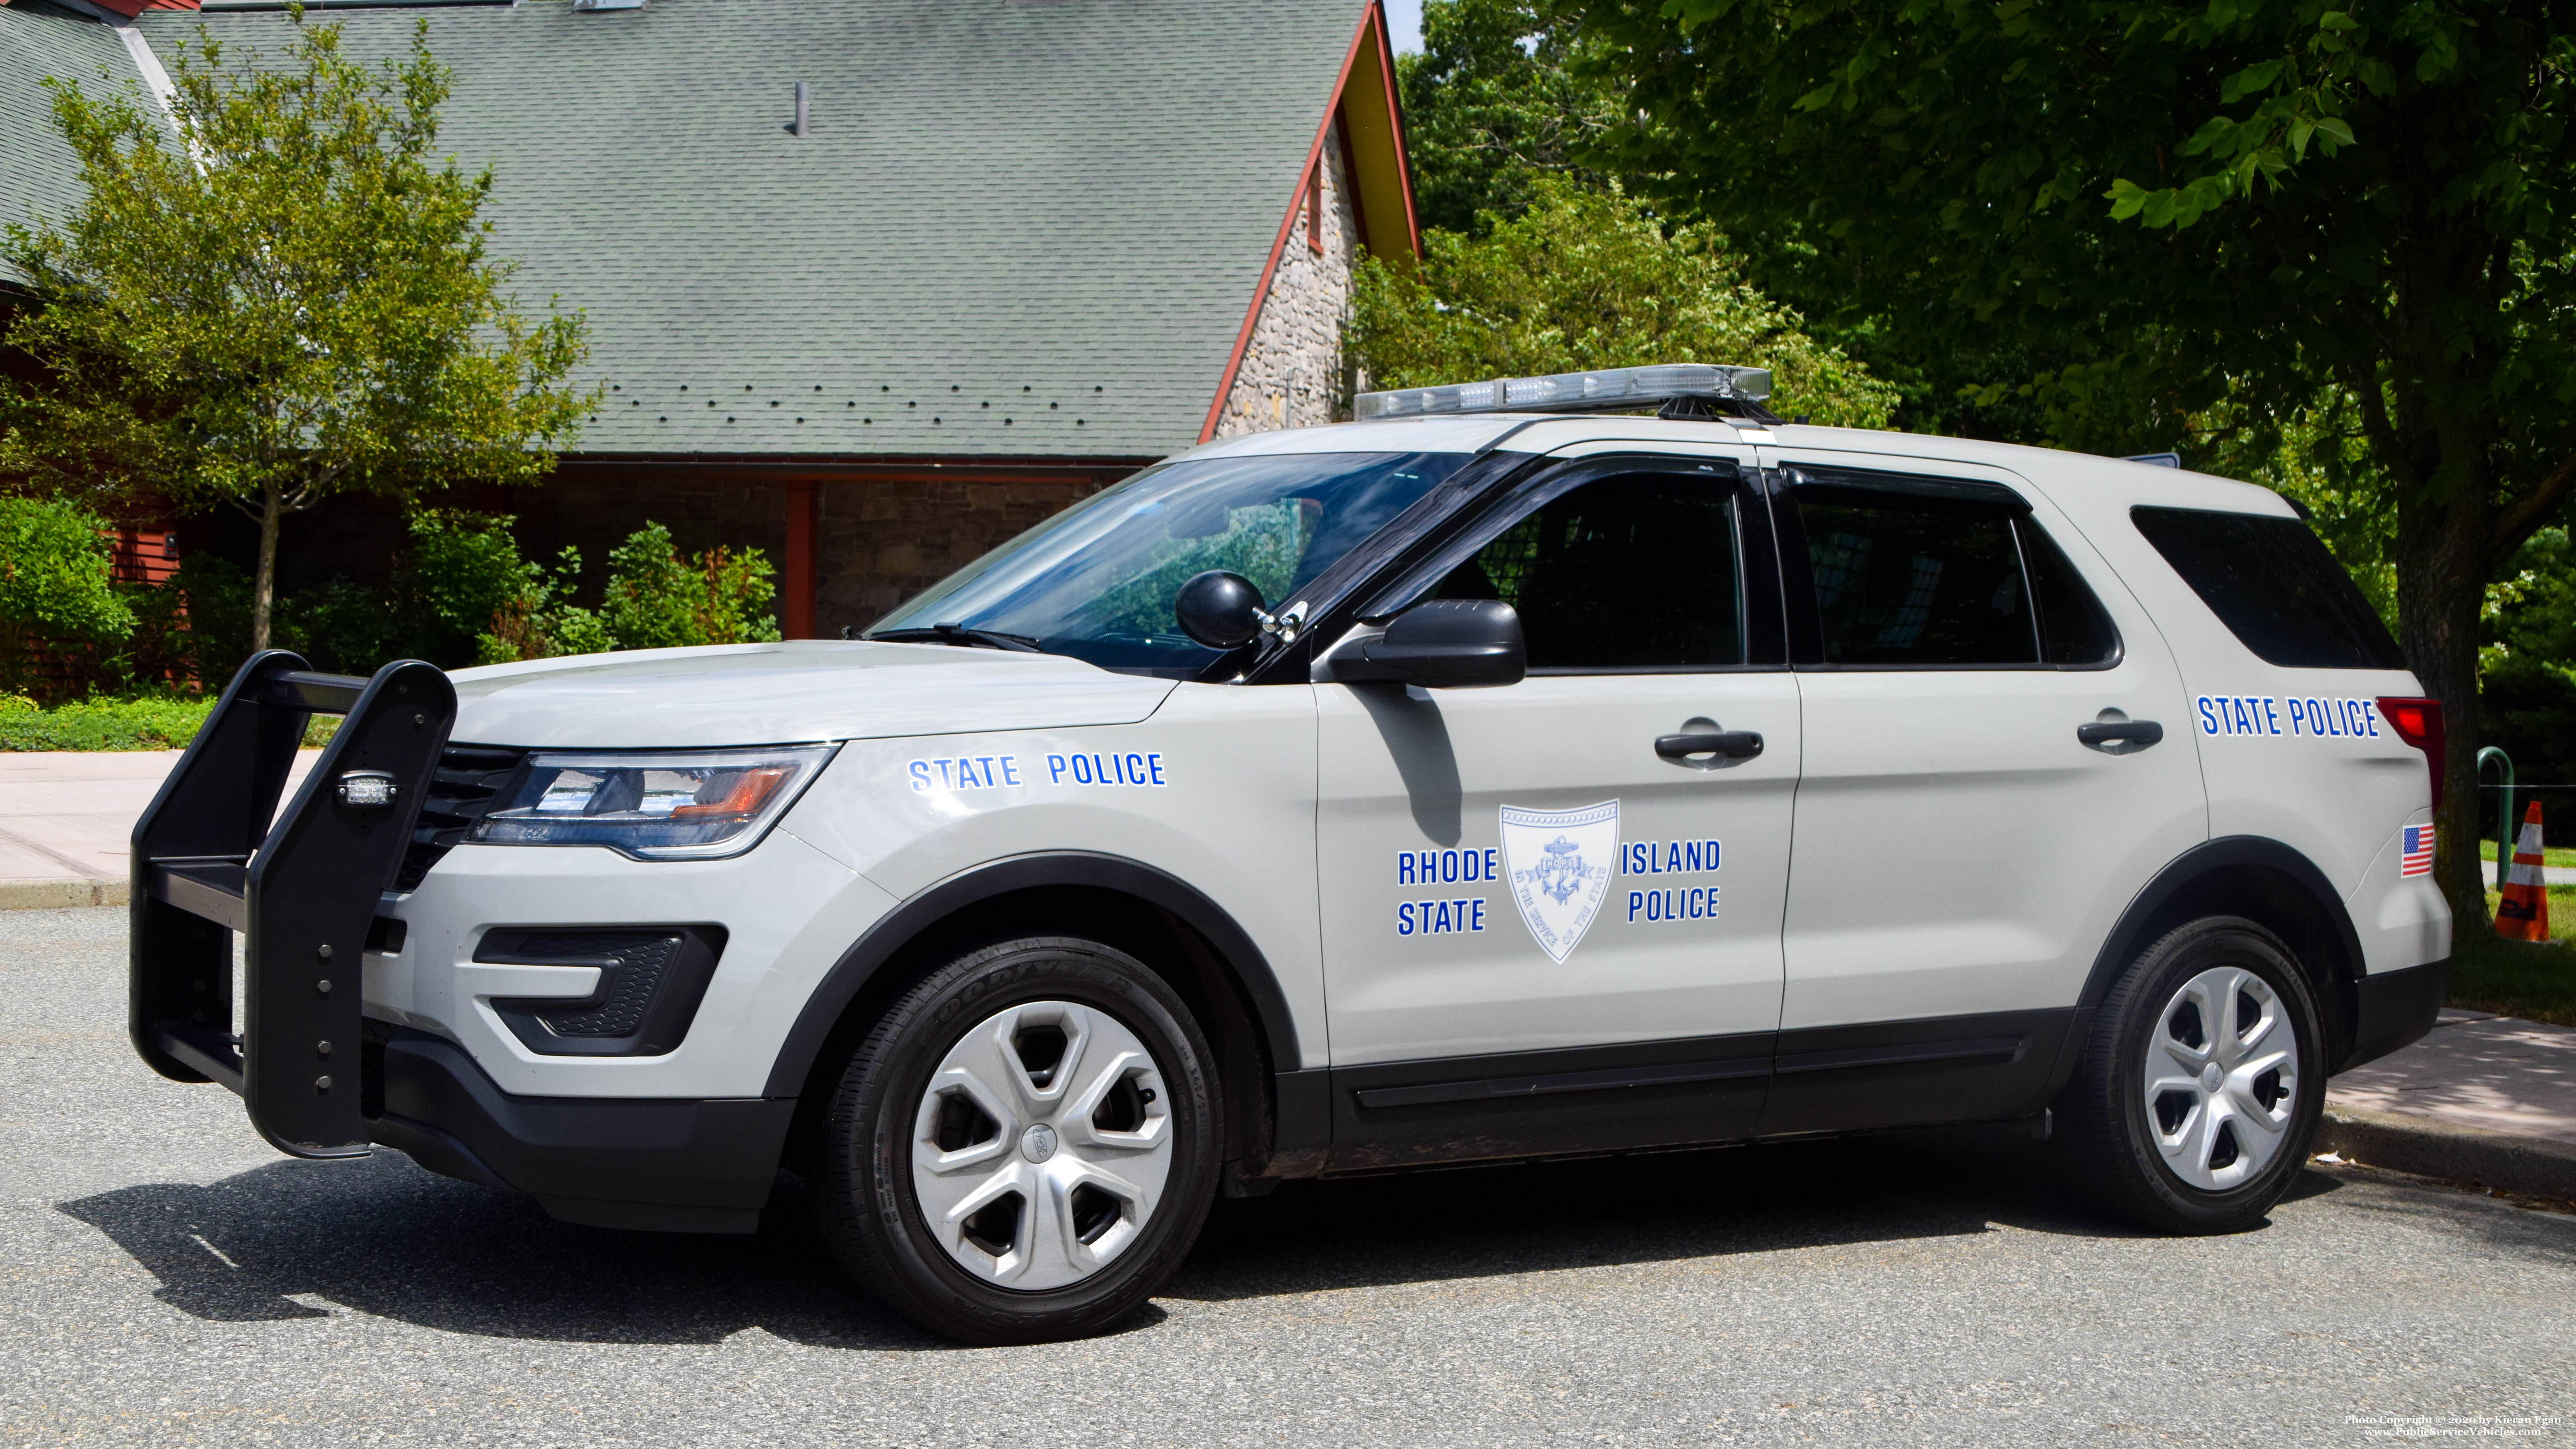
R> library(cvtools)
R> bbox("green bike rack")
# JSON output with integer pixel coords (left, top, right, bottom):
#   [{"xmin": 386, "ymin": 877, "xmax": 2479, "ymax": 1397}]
[{"xmin": 2478, "ymin": 746, "xmax": 2515, "ymax": 889}]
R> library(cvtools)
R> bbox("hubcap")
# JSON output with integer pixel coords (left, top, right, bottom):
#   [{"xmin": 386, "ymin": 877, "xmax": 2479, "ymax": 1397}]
[
  {"xmin": 910, "ymin": 1000, "xmax": 1173, "ymax": 1291},
  {"xmin": 2141, "ymin": 966, "xmax": 2301, "ymax": 1191}
]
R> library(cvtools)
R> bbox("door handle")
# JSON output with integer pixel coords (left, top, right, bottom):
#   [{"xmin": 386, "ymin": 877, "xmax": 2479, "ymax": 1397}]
[
  {"xmin": 2077, "ymin": 720, "xmax": 2164, "ymax": 747},
  {"xmin": 1657, "ymin": 730, "xmax": 1763, "ymax": 761}
]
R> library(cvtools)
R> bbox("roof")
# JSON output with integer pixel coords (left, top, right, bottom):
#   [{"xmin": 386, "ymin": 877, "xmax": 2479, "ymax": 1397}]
[
  {"xmin": 0, "ymin": 1, "xmax": 148, "ymax": 291},
  {"xmin": 118, "ymin": 0, "xmax": 1391, "ymax": 461},
  {"xmin": 1193, "ymin": 413, "xmax": 2291, "ymax": 512}
]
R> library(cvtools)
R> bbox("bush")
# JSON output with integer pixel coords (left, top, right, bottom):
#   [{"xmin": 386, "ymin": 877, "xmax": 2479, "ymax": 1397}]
[
  {"xmin": 600, "ymin": 522, "xmax": 781, "ymax": 650},
  {"xmin": 0, "ymin": 496, "xmax": 138, "ymax": 698},
  {"xmin": 0, "ymin": 689, "xmax": 344, "ymax": 751},
  {"xmin": 0, "ymin": 691, "xmax": 215, "ymax": 750},
  {"xmin": 61, "ymin": 513, "xmax": 774, "ymax": 711}
]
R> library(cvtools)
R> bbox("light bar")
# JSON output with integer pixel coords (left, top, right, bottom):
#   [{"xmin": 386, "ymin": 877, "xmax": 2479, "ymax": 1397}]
[{"xmin": 1354, "ymin": 363, "xmax": 1774, "ymax": 421}]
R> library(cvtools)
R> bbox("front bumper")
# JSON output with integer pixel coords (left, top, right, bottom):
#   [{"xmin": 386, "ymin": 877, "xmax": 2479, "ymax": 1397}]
[
  {"xmin": 369, "ymin": 825, "xmax": 887, "ymax": 1100},
  {"xmin": 366, "ymin": 1025, "xmax": 793, "ymax": 1233}
]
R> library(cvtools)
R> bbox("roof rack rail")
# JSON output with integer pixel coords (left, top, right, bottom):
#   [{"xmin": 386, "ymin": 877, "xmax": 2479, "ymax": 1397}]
[{"xmin": 1354, "ymin": 363, "xmax": 1782, "ymax": 425}]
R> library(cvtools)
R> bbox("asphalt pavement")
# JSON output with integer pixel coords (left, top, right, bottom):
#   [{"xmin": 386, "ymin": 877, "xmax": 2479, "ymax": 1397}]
[{"xmin": 6, "ymin": 905, "xmax": 2574, "ymax": 1448}]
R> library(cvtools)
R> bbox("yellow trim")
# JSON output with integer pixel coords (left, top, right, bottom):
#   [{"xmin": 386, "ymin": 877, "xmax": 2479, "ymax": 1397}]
[{"xmin": 1335, "ymin": 5, "xmax": 1419, "ymax": 270}]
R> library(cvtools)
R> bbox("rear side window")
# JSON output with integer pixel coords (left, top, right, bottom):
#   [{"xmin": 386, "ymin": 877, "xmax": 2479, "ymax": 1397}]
[
  {"xmin": 1801, "ymin": 493, "xmax": 2033, "ymax": 664},
  {"xmin": 1783, "ymin": 473, "xmax": 2119, "ymax": 668},
  {"xmin": 2131, "ymin": 506, "xmax": 2403, "ymax": 670}
]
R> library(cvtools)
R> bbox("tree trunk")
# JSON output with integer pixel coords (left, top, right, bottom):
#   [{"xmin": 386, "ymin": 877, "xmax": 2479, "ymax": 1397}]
[
  {"xmin": 251, "ymin": 483, "xmax": 283, "ymax": 653},
  {"xmin": 2393, "ymin": 491, "xmax": 2493, "ymax": 943}
]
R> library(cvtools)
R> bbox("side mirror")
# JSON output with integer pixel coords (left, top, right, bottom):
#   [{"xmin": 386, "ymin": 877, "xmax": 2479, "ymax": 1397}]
[
  {"xmin": 1321, "ymin": 599, "xmax": 1527, "ymax": 688},
  {"xmin": 1173, "ymin": 570, "xmax": 1268, "ymax": 649}
]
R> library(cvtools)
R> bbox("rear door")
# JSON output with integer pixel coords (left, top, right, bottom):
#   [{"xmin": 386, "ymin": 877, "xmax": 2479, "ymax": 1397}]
[
  {"xmin": 1312, "ymin": 447, "xmax": 1798, "ymax": 1167},
  {"xmin": 1758, "ymin": 453, "xmax": 2207, "ymax": 1135}
]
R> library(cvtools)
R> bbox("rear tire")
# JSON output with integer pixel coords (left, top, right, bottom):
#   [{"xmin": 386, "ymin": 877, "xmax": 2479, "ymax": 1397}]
[
  {"xmin": 809, "ymin": 935, "xmax": 1220, "ymax": 1344},
  {"xmin": 2055, "ymin": 916, "xmax": 2325, "ymax": 1233}
]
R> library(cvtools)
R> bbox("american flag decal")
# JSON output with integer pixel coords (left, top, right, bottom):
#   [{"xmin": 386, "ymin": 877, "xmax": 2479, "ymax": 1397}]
[{"xmin": 2400, "ymin": 825, "xmax": 2434, "ymax": 878}]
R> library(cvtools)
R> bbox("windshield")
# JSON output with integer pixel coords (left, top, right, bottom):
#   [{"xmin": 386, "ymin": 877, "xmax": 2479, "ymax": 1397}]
[{"xmin": 871, "ymin": 451, "xmax": 1472, "ymax": 676}]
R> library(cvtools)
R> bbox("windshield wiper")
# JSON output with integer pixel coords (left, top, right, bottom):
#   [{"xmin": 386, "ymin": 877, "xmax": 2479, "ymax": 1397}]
[{"xmin": 863, "ymin": 624, "xmax": 1049, "ymax": 654}]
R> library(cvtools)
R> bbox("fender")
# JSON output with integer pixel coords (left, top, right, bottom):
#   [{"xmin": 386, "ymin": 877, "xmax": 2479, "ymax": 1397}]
[
  {"xmin": 2038, "ymin": 835, "xmax": 2369, "ymax": 1101},
  {"xmin": 760, "ymin": 850, "xmax": 1305, "ymax": 1099}
]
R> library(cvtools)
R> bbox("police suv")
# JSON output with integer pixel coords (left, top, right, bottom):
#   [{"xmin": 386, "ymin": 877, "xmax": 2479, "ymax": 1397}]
[{"xmin": 129, "ymin": 364, "xmax": 2450, "ymax": 1344}]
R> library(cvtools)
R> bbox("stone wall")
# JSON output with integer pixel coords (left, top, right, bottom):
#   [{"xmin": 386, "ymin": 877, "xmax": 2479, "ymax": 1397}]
[{"xmin": 1212, "ymin": 133, "xmax": 1360, "ymax": 437}]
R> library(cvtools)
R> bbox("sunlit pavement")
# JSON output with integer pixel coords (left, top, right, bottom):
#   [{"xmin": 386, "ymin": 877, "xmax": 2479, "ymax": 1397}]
[{"xmin": 5, "ymin": 906, "xmax": 2572, "ymax": 1447}]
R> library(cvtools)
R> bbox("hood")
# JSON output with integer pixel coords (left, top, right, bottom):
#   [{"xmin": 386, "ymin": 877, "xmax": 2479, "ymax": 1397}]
[{"xmin": 447, "ymin": 641, "xmax": 1178, "ymax": 749}]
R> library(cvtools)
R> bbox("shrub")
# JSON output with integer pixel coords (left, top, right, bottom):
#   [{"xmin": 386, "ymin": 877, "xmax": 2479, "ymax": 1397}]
[
  {"xmin": 159, "ymin": 555, "xmax": 255, "ymax": 685},
  {"xmin": 0, "ymin": 496, "xmax": 137, "ymax": 699},
  {"xmin": 0, "ymin": 691, "xmax": 215, "ymax": 750},
  {"xmin": 0, "ymin": 689, "xmax": 340, "ymax": 751},
  {"xmin": 600, "ymin": 522, "xmax": 781, "ymax": 651}
]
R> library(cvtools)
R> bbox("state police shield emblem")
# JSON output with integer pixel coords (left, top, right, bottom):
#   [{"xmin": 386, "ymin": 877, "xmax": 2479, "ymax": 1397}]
[{"xmin": 1499, "ymin": 801, "xmax": 1619, "ymax": 963}]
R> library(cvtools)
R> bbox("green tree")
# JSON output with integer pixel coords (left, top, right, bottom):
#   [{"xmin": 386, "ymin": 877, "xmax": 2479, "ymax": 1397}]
[
  {"xmin": 1351, "ymin": 181, "xmax": 1899, "ymax": 426},
  {"xmin": 1576, "ymin": 0, "xmax": 2576, "ymax": 933},
  {"xmin": 0, "ymin": 496, "xmax": 135, "ymax": 697},
  {"xmin": 1399, "ymin": 0, "xmax": 1633, "ymax": 233},
  {"xmin": 600, "ymin": 522, "xmax": 782, "ymax": 652},
  {"xmin": 0, "ymin": 9, "xmax": 594, "ymax": 652}
]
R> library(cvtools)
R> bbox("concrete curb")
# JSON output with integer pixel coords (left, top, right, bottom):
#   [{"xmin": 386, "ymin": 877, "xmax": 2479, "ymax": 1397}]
[
  {"xmin": 2317, "ymin": 1104, "xmax": 2576, "ymax": 1200},
  {"xmin": 0, "ymin": 878, "xmax": 126, "ymax": 911}
]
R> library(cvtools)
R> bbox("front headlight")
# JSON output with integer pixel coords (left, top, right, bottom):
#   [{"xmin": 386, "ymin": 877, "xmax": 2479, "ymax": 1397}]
[{"xmin": 470, "ymin": 744, "xmax": 839, "ymax": 860}]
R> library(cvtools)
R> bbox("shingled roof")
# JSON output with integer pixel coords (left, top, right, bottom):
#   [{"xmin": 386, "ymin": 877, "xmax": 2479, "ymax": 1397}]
[
  {"xmin": 104, "ymin": 0, "xmax": 1401, "ymax": 461},
  {"xmin": 0, "ymin": 2, "xmax": 147, "ymax": 289}
]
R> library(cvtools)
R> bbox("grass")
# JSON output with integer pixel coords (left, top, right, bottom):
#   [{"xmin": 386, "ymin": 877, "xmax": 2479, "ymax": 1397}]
[
  {"xmin": 0, "ymin": 692, "xmax": 334, "ymax": 751},
  {"xmin": 2478, "ymin": 838, "xmax": 2576, "ymax": 868},
  {"xmin": 2454, "ymin": 889, "xmax": 2576, "ymax": 1026}
]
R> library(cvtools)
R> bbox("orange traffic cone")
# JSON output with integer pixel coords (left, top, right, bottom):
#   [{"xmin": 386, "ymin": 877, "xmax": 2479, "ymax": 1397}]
[{"xmin": 2495, "ymin": 800, "xmax": 2551, "ymax": 942}]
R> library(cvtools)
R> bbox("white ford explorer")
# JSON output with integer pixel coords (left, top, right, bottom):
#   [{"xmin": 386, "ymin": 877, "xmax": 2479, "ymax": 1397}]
[{"xmin": 129, "ymin": 363, "xmax": 2451, "ymax": 1344}]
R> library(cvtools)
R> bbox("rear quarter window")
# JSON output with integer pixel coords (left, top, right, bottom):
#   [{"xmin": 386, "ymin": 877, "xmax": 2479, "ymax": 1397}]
[{"xmin": 2130, "ymin": 506, "xmax": 2405, "ymax": 670}]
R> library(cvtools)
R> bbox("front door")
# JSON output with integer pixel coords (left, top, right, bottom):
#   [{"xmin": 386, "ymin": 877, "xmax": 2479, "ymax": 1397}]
[
  {"xmin": 1758, "ymin": 452, "xmax": 2208, "ymax": 1136},
  {"xmin": 1313, "ymin": 450, "xmax": 1798, "ymax": 1168}
]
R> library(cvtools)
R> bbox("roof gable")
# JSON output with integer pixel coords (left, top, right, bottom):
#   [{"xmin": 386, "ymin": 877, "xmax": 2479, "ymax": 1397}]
[{"xmin": 128, "ymin": 0, "xmax": 1382, "ymax": 459}]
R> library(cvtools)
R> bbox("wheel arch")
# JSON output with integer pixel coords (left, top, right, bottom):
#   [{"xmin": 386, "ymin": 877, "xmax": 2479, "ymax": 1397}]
[
  {"xmin": 2072, "ymin": 836, "xmax": 2368, "ymax": 1075},
  {"xmin": 765, "ymin": 852, "xmax": 1306, "ymax": 1172}
]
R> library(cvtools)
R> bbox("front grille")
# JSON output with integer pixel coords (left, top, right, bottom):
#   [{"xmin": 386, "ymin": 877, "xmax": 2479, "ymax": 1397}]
[{"xmin": 395, "ymin": 744, "xmax": 528, "ymax": 891}]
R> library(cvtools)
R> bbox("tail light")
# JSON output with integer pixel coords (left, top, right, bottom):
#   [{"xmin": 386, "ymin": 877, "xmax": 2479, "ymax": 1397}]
[{"xmin": 2376, "ymin": 696, "xmax": 2444, "ymax": 806}]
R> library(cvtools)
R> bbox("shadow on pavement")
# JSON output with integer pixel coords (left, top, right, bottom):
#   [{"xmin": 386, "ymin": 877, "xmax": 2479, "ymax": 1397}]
[
  {"xmin": 57, "ymin": 1155, "xmax": 939, "ymax": 1350},
  {"xmin": 56, "ymin": 1124, "xmax": 2325, "ymax": 1346},
  {"xmin": 1173, "ymin": 1125, "xmax": 2157, "ymax": 1303}
]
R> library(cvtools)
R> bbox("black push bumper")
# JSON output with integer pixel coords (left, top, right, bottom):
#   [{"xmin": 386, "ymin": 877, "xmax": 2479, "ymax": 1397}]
[
  {"xmin": 2337, "ymin": 957, "xmax": 2449, "ymax": 1073},
  {"xmin": 129, "ymin": 652, "xmax": 457, "ymax": 1158},
  {"xmin": 367, "ymin": 1027, "xmax": 793, "ymax": 1233}
]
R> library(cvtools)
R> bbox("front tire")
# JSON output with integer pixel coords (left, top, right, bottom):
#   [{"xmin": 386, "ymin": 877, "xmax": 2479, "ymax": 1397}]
[
  {"xmin": 809, "ymin": 935, "xmax": 1219, "ymax": 1344},
  {"xmin": 2055, "ymin": 916, "xmax": 2325, "ymax": 1233}
]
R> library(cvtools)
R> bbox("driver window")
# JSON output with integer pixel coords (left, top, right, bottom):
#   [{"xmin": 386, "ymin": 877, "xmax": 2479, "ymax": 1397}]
[{"xmin": 1428, "ymin": 471, "xmax": 1745, "ymax": 671}]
